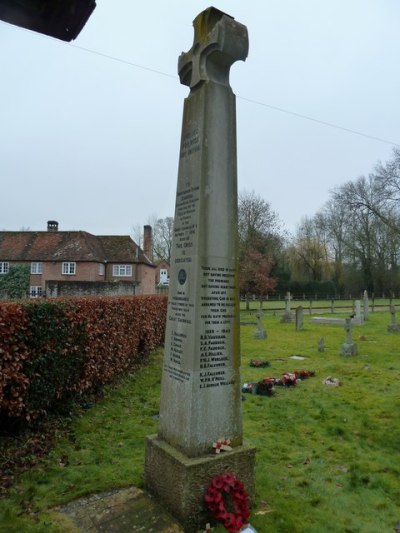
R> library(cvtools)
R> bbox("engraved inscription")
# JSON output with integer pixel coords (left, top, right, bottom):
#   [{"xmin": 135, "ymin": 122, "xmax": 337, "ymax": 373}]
[
  {"xmin": 180, "ymin": 127, "xmax": 200, "ymax": 158},
  {"xmin": 199, "ymin": 265, "xmax": 236, "ymax": 389},
  {"xmin": 174, "ymin": 185, "xmax": 200, "ymax": 256}
]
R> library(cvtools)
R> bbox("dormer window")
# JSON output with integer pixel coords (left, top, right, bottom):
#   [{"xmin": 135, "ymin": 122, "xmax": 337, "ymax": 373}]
[{"xmin": 62, "ymin": 262, "xmax": 76, "ymax": 275}]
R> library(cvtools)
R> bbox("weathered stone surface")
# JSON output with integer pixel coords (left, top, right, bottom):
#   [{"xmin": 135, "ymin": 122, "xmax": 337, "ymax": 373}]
[
  {"xmin": 144, "ymin": 8, "xmax": 253, "ymax": 532},
  {"xmin": 295, "ymin": 306, "xmax": 304, "ymax": 330},
  {"xmin": 254, "ymin": 310, "xmax": 267, "ymax": 339},
  {"xmin": 310, "ymin": 316, "xmax": 363, "ymax": 326},
  {"xmin": 156, "ymin": 7, "xmax": 248, "ymax": 459},
  {"xmin": 340, "ymin": 318, "xmax": 358, "ymax": 356},
  {"xmin": 340, "ymin": 343, "xmax": 358, "ymax": 356},
  {"xmin": 144, "ymin": 435, "xmax": 256, "ymax": 533}
]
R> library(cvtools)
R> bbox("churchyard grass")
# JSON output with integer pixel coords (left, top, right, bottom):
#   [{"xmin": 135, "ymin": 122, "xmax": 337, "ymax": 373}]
[{"xmin": 1, "ymin": 311, "xmax": 399, "ymax": 532}]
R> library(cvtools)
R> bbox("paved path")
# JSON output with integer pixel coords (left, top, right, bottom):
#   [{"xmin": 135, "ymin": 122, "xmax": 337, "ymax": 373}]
[{"xmin": 55, "ymin": 486, "xmax": 184, "ymax": 532}]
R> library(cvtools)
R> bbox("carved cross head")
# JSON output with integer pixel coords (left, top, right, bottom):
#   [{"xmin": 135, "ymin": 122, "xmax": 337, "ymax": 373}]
[{"xmin": 178, "ymin": 7, "xmax": 248, "ymax": 89}]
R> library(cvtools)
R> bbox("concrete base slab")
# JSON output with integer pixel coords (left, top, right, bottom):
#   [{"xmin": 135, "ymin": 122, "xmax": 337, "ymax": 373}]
[
  {"xmin": 54, "ymin": 486, "xmax": 184, "ymax": 532},
  {"xmin": 144, "ymin": 435, "xmax": 256, "ymax": 533}
]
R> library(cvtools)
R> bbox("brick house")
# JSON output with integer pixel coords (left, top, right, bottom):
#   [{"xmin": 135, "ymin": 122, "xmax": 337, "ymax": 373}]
[{"xmin": 0, "ymin": 221, "xmax": 156, "ymax": 298}]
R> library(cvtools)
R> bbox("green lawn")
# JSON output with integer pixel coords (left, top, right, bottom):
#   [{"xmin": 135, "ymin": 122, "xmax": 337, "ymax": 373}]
[{"xmin": 1, "ymin": 311, "xmax": 399, "ymax": 532}]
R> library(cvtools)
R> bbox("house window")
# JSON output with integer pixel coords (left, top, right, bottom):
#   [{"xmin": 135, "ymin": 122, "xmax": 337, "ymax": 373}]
[
  {"xmin": 113, "ymin": 264, "xmax": 132, "ymax": 277},
  {"xmin": 0, "ymin": 262, "xmax": 9, "ymax": 274},
  {"xmin": 98, "ymin": 263, "xmax": 105, "ymax": 275},
  {"xmin": 62, "ymin": 262, "xmax": 76, "ymax": 275},
  {"xmin": 30, "ymin": 286, "xmax": 42, "ymax": 298},
  {"xmin": 31, "ymin": 262, "xmax": 43, "ymax": 274}
]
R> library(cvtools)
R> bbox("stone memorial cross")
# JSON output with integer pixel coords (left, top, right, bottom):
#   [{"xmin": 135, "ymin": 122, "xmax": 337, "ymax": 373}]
[
  {"xmin": 388, "ymin": 304, "xmax": 400, "ymax": 333},
  {"xmin": 340, "ymin": 317, "xmax": 358, "ymax": 356},
  {"xmin": 144, "ymin": 9, "xmax": 255, "ymax": 531}
]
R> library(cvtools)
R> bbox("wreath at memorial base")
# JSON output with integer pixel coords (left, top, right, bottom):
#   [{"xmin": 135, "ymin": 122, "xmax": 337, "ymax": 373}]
[{"xmin": 204, "ymin": 472, "xmax": 250, "ymax": 533}]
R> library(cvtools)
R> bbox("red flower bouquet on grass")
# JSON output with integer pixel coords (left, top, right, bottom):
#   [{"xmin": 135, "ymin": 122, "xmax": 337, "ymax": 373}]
[{"xmin": 204, "ymin": 472, "xmax": 250, "ymax": 533}]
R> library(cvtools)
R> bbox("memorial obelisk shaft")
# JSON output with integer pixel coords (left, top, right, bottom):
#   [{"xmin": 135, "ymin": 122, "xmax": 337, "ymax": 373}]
[{"xmin": 159, "ymin": 7, "xmax": 248, "ymax": 457}]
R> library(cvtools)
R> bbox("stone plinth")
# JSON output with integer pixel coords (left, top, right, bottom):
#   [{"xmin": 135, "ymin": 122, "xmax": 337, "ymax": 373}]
[
  {"xmin": 340, "ymin": 343, "xmax": 358, "ymax": 356},
  {"xmin": 387, "ymin": 323, "xmax": 400, "ymax": 333},
  {"xmin": 145, "ymin": 435, "xmax": 256, "ymax": 533}
]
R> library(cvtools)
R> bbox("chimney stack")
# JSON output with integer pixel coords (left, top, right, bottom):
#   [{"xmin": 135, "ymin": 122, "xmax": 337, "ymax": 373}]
[
  {"xmin": 47, "ymin": 220, "xmax": 59, "ymax": 232},
  {"xmin": 143, "ymin": 225, "xmax": 153, "ymax": 260}
]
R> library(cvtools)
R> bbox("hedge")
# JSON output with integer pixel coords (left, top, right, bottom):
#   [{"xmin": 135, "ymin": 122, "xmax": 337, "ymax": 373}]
[{"xmin": 0, "ymin": 295, "xmax": 167, "ymax": 424}]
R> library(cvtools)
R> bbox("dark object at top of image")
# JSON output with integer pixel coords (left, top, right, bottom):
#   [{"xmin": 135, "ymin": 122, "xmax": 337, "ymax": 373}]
[{"xmin": 0, "ymin": 0, "xmax": 96, "ymax": 41}]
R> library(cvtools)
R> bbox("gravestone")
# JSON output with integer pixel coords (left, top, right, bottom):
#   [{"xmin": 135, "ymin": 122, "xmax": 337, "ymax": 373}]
[
  {"xmin": 387, "ymin": 304, "xmax": 400, "ymax": 333},
  {"xmin": 295, "ymin": 306, "xmax": 304, "ymax": 330},
  {"xmin": 317, "ymin": 337, "xmax": 325, "ymax": 352},
  {"xmin": 144, "ymin": 8, "xmax": 255, "ymax": 532},
  {"xmin": 281, "ymin": 291, "xmax": 293, "ymax": 323},
  {"xmin": 363, "ymin": 290, "xmax": 369, "ymax": 321},
  {"xmin": 340, "ymin": 317, "xmax": 358, "ymax": 356},
  {"xmin": 354, "ymin": 300, "xmax": 363, "ymax": 323},
  {"xmin": 254, "ymin": 309, "xmax": 267, "ymax": 339}
]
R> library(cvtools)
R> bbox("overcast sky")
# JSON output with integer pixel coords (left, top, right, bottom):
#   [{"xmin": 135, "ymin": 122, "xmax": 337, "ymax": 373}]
[{"xmin": 1, "ymin": 1, "xmax": 399, "ymax": 238}]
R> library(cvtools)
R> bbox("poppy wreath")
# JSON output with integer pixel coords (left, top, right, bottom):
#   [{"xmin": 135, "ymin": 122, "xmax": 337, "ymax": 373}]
[{"xmin": 204, "ymin": 472, "xmax": 250, "ymax": 533}]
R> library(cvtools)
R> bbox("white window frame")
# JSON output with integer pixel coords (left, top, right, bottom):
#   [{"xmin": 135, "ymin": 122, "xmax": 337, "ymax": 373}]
[
  {"xmin": 30, "ymin": 286, "xmax": 42, "ymax": 298},
  {"xmin": 0, "ymin": 262, "xmax": 9, "ymax": 274},
  {"xmin": 113, "ymin": 264, "xmax": 132, "ymax": 277},
  {"xmin": 62, "ymin": 262, "xmax": 76, "ymax": 275},
  {"xmin": 98, "ymin": 263, "xmax": 105, "ymax": 275},
  {"xmin": 31, "ymin": 262, "xmax": 43, "ymax": 274}
]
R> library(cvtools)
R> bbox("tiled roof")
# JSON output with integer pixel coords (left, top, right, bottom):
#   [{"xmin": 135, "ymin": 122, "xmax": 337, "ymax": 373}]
[
  {"xmin": 97, "ymin": 236, "xmax": 154, "ymax": 266},
  {"xmin": 0, "ymin": 231, "xmax": 154, "ymax": 266}
]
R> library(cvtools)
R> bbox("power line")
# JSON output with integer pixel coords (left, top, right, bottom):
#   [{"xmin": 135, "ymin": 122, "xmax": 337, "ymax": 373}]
[
  {"xmin": 4, "ymin": 21, "xmax": 399, "ymax": 148},
  {"xmin": 237, "ymin": 96, "xmax": 400, "ymax": 148},
  {"xmin": 70, "ymin": 44, "xmax": 178, "ymax": 80},
  {"xmin": 70, "ymin": 43, "xmax": 399, "ymax": 148}
]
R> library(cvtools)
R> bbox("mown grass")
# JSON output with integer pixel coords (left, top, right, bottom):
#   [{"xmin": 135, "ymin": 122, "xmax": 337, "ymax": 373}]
[{"xmin": 1, "ymin": 311, "xmax": 399, "ymax": 532}]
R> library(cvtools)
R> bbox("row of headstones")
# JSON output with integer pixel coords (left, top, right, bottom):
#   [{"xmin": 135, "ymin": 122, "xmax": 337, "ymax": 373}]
[
  {"xmin": 281, "ymin": 291, "xmax": 369, "ymax": 322},
  {"xmin": 253, "ymin": 303, "xmax": 400, "ymax": 357}
]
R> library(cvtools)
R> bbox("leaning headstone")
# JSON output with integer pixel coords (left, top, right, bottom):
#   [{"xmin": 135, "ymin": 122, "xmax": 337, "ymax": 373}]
[
  {"xmin": 144, "ymin": 9, "xmax": 255, "ymax": 532},
  {"xmin": 363, "ymin": 290, "xmax": 369, "ymax": 321},
  {"xmin": 295, "ymin": 306, "xmax": 304, "ymax": 330},
  {"xmin": 387, "ymin": 305, "xmax": 400, "ymax": 333},
  {"xmin": 281, "ymin": 291, "xmax": 293, "ymax": 323},
  {"xmin": 340, "ymin": 317, "xmax": 358, "ymax": 356},
  {"xmin": 254, "ymin": 309, "xmax": 267, "ymax": 339}
]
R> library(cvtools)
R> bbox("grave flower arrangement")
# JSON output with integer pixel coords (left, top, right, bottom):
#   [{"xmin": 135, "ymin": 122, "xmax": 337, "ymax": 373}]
[
  {"xmin": 249, "ymin": 359, "xmax": 270, "ymax": 368},
  {"xmin": 204, "ymin": 472, "xmax": 250, "ymax": 533},
  {"xmin": 243, "ymin": 369, "xmax": 315, "ymax": 396}
]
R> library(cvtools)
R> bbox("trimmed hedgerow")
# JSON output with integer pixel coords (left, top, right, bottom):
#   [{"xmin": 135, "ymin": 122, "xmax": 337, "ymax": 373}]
[{"xmin": 0, "ymin": 296, "xmax": 167, "ymax": 424}]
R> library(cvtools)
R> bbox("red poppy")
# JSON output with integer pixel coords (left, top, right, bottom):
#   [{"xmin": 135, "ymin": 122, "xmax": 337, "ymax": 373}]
[{"xmin": 204, "ymin": 473, "xmax": 250, "ymax": 533}]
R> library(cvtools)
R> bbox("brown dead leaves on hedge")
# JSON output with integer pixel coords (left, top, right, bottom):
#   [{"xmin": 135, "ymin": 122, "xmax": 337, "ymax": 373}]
[{"xmin": 0, "ymin": 295, "xmax": 168, "ymax": 425}]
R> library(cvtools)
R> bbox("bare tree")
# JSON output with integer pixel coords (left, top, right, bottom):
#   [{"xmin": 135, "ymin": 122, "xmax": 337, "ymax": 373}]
[{"xmin": 153, "ymin": 217, "xmax": 174, "ymax": 263}]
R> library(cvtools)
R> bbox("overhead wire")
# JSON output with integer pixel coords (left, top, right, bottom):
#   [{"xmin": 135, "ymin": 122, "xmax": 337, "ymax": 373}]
[
  {"xmin": 69, "ymin": 43, "xmax": 400, "ymax": 148},
  {"xmin": 3, "ymin": 21, "xmax": 399, "ymax": 148}
]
